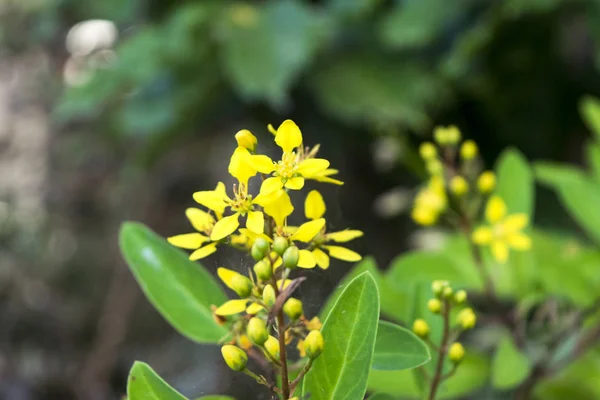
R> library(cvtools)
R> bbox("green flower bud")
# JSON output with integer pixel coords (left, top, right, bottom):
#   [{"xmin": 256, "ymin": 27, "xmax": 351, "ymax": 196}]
[
  {"xmin": 230, "ymin": 274, "xmax": 253, "ymax": 298},
  {"xmin": 251, "ymin": 238, "xmax": 270, "ymax": 261},
  {"xmin": 272, "ymin": 236, "xmax": 289, "ymax": 256},
  {"xmin": 253, "ymin": 260, "xmax": 272, "ymax": 281},
  {"xmin": 282, "ymin": 245, "xmax": 299, "ymax": 270},
  {"xmin": 304, "ymin": 330, "xmax": 324, "ymax": 359},
  {"xmin": 264, "ymin": 335, "xmax": 279, "ymax": 359},
  {"xmin": 432, "ymin": 280, "xmax": 448, "ymax": 297},
  {"xmin": 412, "ymin": 319, "xmax": 430, "ymax": 338},
  {"xmin": 419, "ymin": 142, "xmax": 437, "ymax": 160},
  {"xmin": 247, "ymin": 317, "xmax": 269, "ymax": 346},
  {"xmin": 442, "ymin": 286, "xmax": 454, "ymax": 299},
  {"xmin": 457, "ymin": 308, "xmax": 477, "ymax": 330},
  {"xmin": 221, "ymin": 345, "xmax": 248, "ymax": 371},
  {"xmin": 477, "ymin": 171, "xmax": 496, "ymax": 193},
  {"xmin": 426, "ymin": 159, "xmax": 443, "ymax": 176},
  {"xmin": 262, "ymin": 284, "xmax": 276, "ymax": 308},
  {"xmin": 460, "ymin": 140, "xmax": 478, "ymax": 160},
  {"xmin": 283, "ymin": 297, "xmax": 303, "ymax": 320},
  {"xmin": 450, "ymin": 176, "xmax": 469, "ymax": 196},
  {"xmin": 428, "ymin": 298, "xmax": 442, "ymax": 314},
  {"xmin": 449, "ymin": 342, "xmax": 465, "ymax": 363},
  {"xmin": 454, "ymin": 290, "xmax": 467, "ymax": 305}
]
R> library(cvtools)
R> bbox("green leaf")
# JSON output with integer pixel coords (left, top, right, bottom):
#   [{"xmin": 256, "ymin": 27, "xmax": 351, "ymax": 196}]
[
  {"xmin": 586, "ymin": 142, "xmax": 600, "ymax": 184},
  {"xmin": 127, "ymin": 361, "xmax": 188, "ymax": 400},
  {"xmin": 495, "ymin": 148, "xmax": 534, "ymax": 216},
  {"xmin": 119, "ymin": 222, "xmax": 228, "ymax": 343},
  {"xmin": 580, "ymin": 95, "xmax": 600, "ymax": 141},
  {"xmin": 536, "ymin": 350, "xmax": 600, "ymax": 399},
  {"xmin": 194, "ymin": 397, "xmax": 235, "ymax": 400},
  {"xmin": 366, "ymin": 393, "xmax": 396, "ymax": 400},
  {"xmin": 491, "ymin": 336, "xmax": 531, "ymax": 389},
  {"xmin": 303, "ymin": 272, "xmax": 380, "ymax": 400},
  {"xmin": 373, "ymin": 321, "xmax": 430, "ymax": 371},
  {"xmin": 535, "ymin": 162, "xmax": 586, "ymax": 189}
]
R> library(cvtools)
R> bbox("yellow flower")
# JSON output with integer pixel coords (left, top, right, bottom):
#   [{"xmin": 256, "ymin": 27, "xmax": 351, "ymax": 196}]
[
  {"xmin": 471, "ymin": 196, "xmax": 531, "ymax": 263},
  {"xmin": 300, "ymin": 190, "xmax": 362, "ymax": 269},
  {"xmin": 477, "ymin": 171, "xmax": 496, "ymax": 193},
  {"xmin": 257, "ymin": 120, "xmax": 341, "ymax": 196},
  {"xmin": 412, "ymin": 176, "xmax": 447, "ymax": 226},
  {"xmin": 235, "ymin": 129, "xmax": 257, "ymax": 152}
]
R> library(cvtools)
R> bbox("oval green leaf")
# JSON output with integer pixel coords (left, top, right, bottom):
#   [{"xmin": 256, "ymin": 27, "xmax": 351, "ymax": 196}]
[
  {"xmin": 128, "ymin": 361, "xmax": 188, "ymax": 400},
  {"xmin": 120, "ymin": 222, "xmax": 228, "ymax": 343},
  {"xmin": 195, "ymin": 397, "xmax": 235, "ymax": 400},
  {"xmin": 373, "ymin": 321, "xmax": 430, "ymax": 371},
  {"xmin": 495, "ymin": 148, "xmax": 534, "ymax": 216},
  {"xmin": 492, "ymin": 336, "xmax": 531, "ymax": 389},
  {"xmin": 367, "ymin": 393, "xmax": 396, "ymax": 400},
  {"xmin": 303, "ymin": 272, "xmax": 380, "ymax": 400}
]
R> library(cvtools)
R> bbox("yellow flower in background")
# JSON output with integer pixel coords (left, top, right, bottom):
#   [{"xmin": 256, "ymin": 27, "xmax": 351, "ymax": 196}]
[
  {"xmin": 301, "ymin": 190, "xmax": 363, "ymax": 269},
  {"xmin": 412, "ymin": 176, "xmax": 447, "ymax": 226},
  {"xmin": 471, "ymin": 196, "xmax": 531, "ymax": 263}
]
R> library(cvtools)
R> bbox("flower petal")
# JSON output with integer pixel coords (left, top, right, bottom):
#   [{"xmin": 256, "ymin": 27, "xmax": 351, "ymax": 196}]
[
  {"xmin": 215, "ymin": 299, "xmax": 248, "ymax": 316},
  {"xmin": 326, "ymin": 230, "xmax": 363, "ymax": 243},
  {"xmin": 291, "ymin": 218, "xmax": 325, "ymax": 242},
  {"xmin": 193, "ymin": 187, "xmax": 229, "ymax": 214},
  {"xmin": 275, "ymin": 120, "xmax": 302, "ymax": 153},
  {"xmin": 296, "ymin": 158, "xmax": 330, "ymax": 177},
  {"xmin": 228, "ymin": 147, "xmax": 258, "ymax": 185},
  {"xmin": 472, "ymin": 227, "xmax": 493, "ymax": 245},
  {"xmin": 246, "ymin": 302, "xmax": 264, "ymax": 314},
  {"xmin": 261, "ymin": 190, "xmax": 294, "ymax": 227},
  {"xmin": 491, "ymin": 240, "xmax": 509, "ymax": 263},
  {"xmin": 251, "ymin": 154, "xmax": 275, "ymax": 174},
  {"xmin": 238, "ymin": 228, "xmax": 273, "ymax": 244},
  {"xmin": 297, "ymin": 249, "xmax": 316, "ymax": 269},
  {"xmin": 258, "ymin": 177, "xmax": 284, "ymax": 198},
  {"xmin": 305, "ymin": 190, "xmax": 326, "ymax": 220},
  {"xmin": 507, "ymin": 232, "xmax": 532, "ymax": 250},
  {"xmin": 285, "ymin": 176, "xmax": 305, "ymax": 190},
  {"xmin": 189, "ymin": 242, "xmax": 218, "ymax": 260},
  {"xmin": 502, "ymin": 213, "xmax": 529, "ymax": 234},
  {"xmin": 167, "ymin": 233, "xmax": 207, "ymax": 249},
  {"xmin": 486, "ymin": 196, "xmax": 507, "ymax": 224},
  {"xmin": 313, "ymin": 248, "xmax": 330, "ymax": 269},
  {"xmin": 324, "ymin": 245, "xmax": 361, "ymax": 262},
  {"xmin": 186, "ymin": 208, "xmax": 215, "ymax": 233},
  {"xmin": 277, "ymin": 279, "xmax": 292, "ymax": 290},
  {"xmin": 217, "ymin": 267, "xmax": 240, "ymax": 290},
  {"xmin": 246, "ymin": 211, "xmax": 264, "ymax": 234},
  {"xmin": 211, "ymin": 213, "xmax": 240, "ymax": 241}
]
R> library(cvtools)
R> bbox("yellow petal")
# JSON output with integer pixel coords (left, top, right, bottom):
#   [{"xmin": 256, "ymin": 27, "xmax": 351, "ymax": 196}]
[
  {"xmin": 167, "ymin": 233, "xmax": 208, "ymax": 249},
  {"xmin": 507, "ymin": 232, "xmax": 532, "ymax": 250},
  {"xmin": 296, "ymin": 158, "xmax": 330, "ymax": 177},
  {"xmin": 291, "ymin": 218, "xmax": 325, "ymax": 242},
  {"xmin": 258, "ymin": 177, "xmax": 284, "ymax": 197},
  {"xmin": 211, "ymin": 213, "xmax": 240, "ymax": 241},
  {"xmin": 502, "ymin": 213, "xmax": 529, "ymax": 234},
  {"xmin": 238, "ymin": 228, "xmax": 273, "ymax": 244},
  {"xmin": 285, "ymin": 176, "xmax": 305, "ymax": 190},
  {"xmin": 313, "ymin": 248, "xmax": 330, "ymax": 269},
  {"xmin": 315, "ymin": 175, "xmax": 344, "ymax": 185},
  {"xmin": 228, "ymin": 147, "xmax": 257, "ymax": 185},
  {"xmin": 297, "ymin": 249, "xmax": 316, "ymax": 269},
  {"xmin": 277, "ymin": 279, "xmax": 292, "ymax": 290},
  {"xmin": 185, "ymin": 208, "xmax": 215, "ymax": 232},
  {"xmin": 267, "ymin": 123, "xmax": 277, "ymax": 136},
  {"xmin": 491, "ymin": 240, "xmax": 509, "ymax": 263},
  {"xmin": 246, "ymin": 302, "xmax": 264, "ymax": 314},
  {"xmin": 193, "ymin": 188, "xmax": 229, "ymax": 214},
  {"xmin": 246, "ymin": 211, "xmax": 264, "ymax": 234},
  {"xmin": 486, "ymin": 196, "xmax": 507, "ymax": 224},
  {"xmin": 215, "ymin": 299, "xmax": 249, "ymax": 316},
  {"xmin": 472, "ymin": 227, "xmax": 493, "ymax": 245},
  {"xmin": 235, "ymin": 129, "xmax": 257, "ymax": 150},
  {"xmin": 305, "ymin": 190, "xmax": 326, "ymax": 220},
  {"xmin": 326, "ymin": 230, "xmax": 363, "ymax": 243},
  {"xmin": 325, "ymin": 245, "xmax": 362, "ymax": 262},
  {"xmin": 217, "ymin": 267, "xmax": 239, "ymax": 290},
  {"xmin": 261, "ymin": 190, "xmax": 294, "ymax": 227},
  {"xmin": 275, "ymin": 120, "xmax": 302, "ymax": 153},
  {"xmin": 250, "ymin": 154, "xmax": 275, "ymax": 174},
  {"xmin": 189, "ymin": 242, "xmax": 218, "ymax": 260},
  {"xmin": 272, "ymin": 253, "xmax": 283, "ymax": 270}
]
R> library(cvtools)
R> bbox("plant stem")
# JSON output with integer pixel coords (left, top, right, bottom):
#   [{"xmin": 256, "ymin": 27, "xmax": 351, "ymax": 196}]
[
  {"xmin": 428, "ymin": 300, "xmax": 451, "ymax": 400},
  {"xmin": 277, "ymin": 310, "xmax": 290, "ymax": 399},
  {"xmin": 289, "ymin": 359, "xmax": 313, "ymax": 394}
]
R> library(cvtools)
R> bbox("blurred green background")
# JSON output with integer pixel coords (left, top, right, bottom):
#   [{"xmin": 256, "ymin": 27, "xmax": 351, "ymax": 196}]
[{"xmin": 2, "ymin": 0, "xmax": 600, "ymax": 399}]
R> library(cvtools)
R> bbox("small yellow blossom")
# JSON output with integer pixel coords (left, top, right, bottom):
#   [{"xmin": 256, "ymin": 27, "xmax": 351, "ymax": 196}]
[
  {"xmin": 235, "ymin": 129, "xmax": 258, "ymax": 152},
  {"xmin": 419, "ymin": 142, "xmax": 437, "ymax": 160},
  {"xmin": 412, "ymin": 319, "xmax": 430, "ymax": 338},
  {"xmin": 449, "ymin": 342, "xmax": 465, "ymax": 363},
  {"xmin": 434, "ymin": 125, "xmax": 461, "ymax": 145},
  {"xmin": 477, "ymin": 171, "xmax": 496, "ymax": 193},
  {"xmin": 412, "ymin": 176, "xmax": 447, "ymax": 226},
  {"xmin": 471, "ymin": 196, "xmax": 531, "ymax": 263},
  {"xmin": 460, "ymin": 140, "xmax": 478, "ymax": 160},
  {"xmin": 450, "ymin": 176, "xmax": 469, "ymax": 196}
]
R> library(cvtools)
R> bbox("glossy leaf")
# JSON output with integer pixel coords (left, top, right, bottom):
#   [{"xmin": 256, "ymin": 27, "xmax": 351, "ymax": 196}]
[
  {"xmin": 366, "ymin": 393, "xmax": 396, "ymax": 400},
  {"xmin": 535, "ymin": 162, "xmax": 586, "ymax": 189},
  {"xmin": 128, "ymin": 361, "xmax": 188, "ymax": 400},
  {"xmin": 372, "ymin": 321, "xmax": 430, "ymax": 371},
  {"xmin": 580, "ymin": 95, "xmax": 600, "ymax": 141},
  {"xmin": 120, "ymin": 222, "xmax": 228, "ymax": 343},
  {"xmin": 495, "ymin": 148, "xmax": 534, "ymax": 216},
  {"xmin": 303, "ymin": 272, "xmax": 380, "ymax": 400},
  {"xmin": 195, "ymin": 397, "xmax": 235, "ymax": 400},
  {"xmin": 492, "ymin": 336, "xmax": 531, "ymax": 389},
  {"xmin": 586, "ymin": 141, "xmax": 600, "ymax": 183}
]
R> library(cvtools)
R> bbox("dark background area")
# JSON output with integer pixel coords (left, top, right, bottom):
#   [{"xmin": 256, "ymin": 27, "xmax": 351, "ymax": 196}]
[{"xmin": 1, "ymin": 0, "xmax": 599, "ymax": 399}]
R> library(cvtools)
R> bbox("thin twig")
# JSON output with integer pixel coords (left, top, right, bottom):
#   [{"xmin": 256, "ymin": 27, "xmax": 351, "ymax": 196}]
[{"xmin": 428, "ymin": 299, "xmax": 451, "ymax": 400}]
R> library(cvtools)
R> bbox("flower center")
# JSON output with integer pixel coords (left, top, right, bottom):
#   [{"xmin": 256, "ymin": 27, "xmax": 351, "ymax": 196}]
[
  {"xmin": 275, "ymin": 152, "xmax": 298, "ymax": 179},
  {"xmin": 229, "ymin": 183, "xmax": 254, "ymax": 213}
]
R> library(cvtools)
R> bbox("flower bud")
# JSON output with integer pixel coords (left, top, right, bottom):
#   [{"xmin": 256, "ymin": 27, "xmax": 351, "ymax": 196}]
[
  {"xmin": 230, "ymin": 274, "xmax": 253, "ymax": 298},
  {"xmin": 304, "ymin": 330, "xmax": 324, "ymax": 359},
  {"xmin": 262, "ymin": 284, "xmax": 276, "ymax": 308},
  {"xmin": 283, "ymin": 298, "xmax": 303, "ymax": 320},
  {"xmin": 477, "ymin": 171, "xmax": 496, "ymax": 193},
  {"xmin": 457, "ymin": 308, "xmax": 477, "ymax": 330},
  {"xmin": 446, "ymin": 126, "xmax": 461, "ymax": 145},
  {"xmin": 428, "ymin": 298, "xmax": 442, "ymax": 314},
  {"xmin": 272, "ymin": 236, "xmax": 289, "ymax": 256},
  {"xmin": 432, "ymin": 280, "xmax": 448, "ymax": 297},
  {"xmin": 221, "ymin": 345, "xmax": 248, "ymax": 371},
  {"xmin": 449, "ymin": 342, "xmax": 465, "ymax": 363},
  {"xmin": 282, "ymin": 245, "xmax": 299, "ymax": 270},
  {"xmin": 412, "ymin": 206, "xmax": 438, "ymax": 226},
  {"xmin": 434, "ymin": 126, "xmax": 461, "ymax": 146},
  {"xmin": 238, "ymin": 334, "xmax": 252, "ymax": 350},
  {"xmin": 253, "ymin": 260, "xmax": 272, "ymax": 281},
  {"xmin": 247, "ymin": 317, "xmax": 269, "ymax": 346},
  {"xmin": 450, "ymin": 176, "xmax": 469, "ymax": 196},
  {"xmin": 426, "ymin": 159, "xmax": 443, "ymax": 176},
  {"xmin": 264, "ymin": 335, "xmax": 279, "ymax": 359},
  {"xmin": 454, "ymin": 290, "xmax": 467, "ymax": 305},
  {"xmin": 235, "ymin": 129, "xmax": 257, "ymax": 151},
  {"xmin": 419, "ymin": 142, "xmax": 437, "ymax": 160},
  {"xmin": 460, "ymin": 140, "xmax": 478, "ymax": 160},
  {"xmin": 251, "ymin": 238, "xmax": 270, "ymax": 261},
  {"xmin": 442, "ymin": 286, "xmax": 454, "ymax": 299},
  {"xmin": 412, "ymin": 319, "xmax": 430, "ymax": 338}
]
